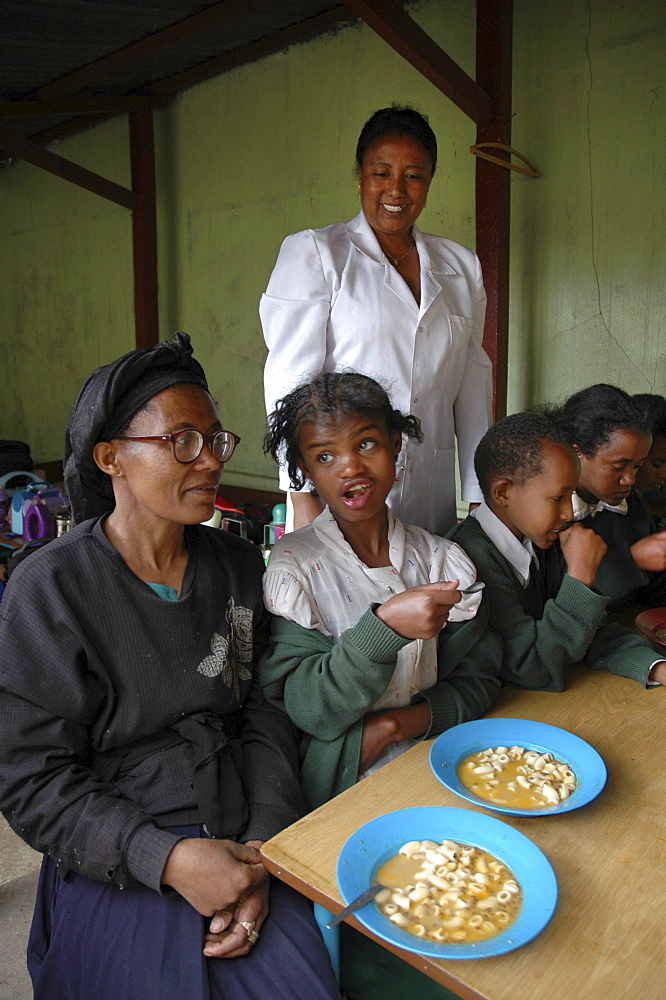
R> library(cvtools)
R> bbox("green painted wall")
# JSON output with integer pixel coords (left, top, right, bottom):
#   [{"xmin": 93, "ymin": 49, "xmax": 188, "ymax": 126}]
[
  {"xmin": 1, "ymin": 117, "xmax": 134, "ymax": 462},
  {"xmin": 510, "ymin": 0, "xmax": 666, "ymax": 408},
  {"xmin": 1, "ymin": 0, "xmax": 663, "ymax": 491}
]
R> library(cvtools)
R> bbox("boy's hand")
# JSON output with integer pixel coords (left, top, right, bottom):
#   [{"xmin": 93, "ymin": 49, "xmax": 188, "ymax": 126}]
[
  {"xmin": 630, "ymin": 531, "xmax": 666, "ymax": 571},
  {"xmin": 559, "ymin": 523, "xmax": 607, "ymax": 587},
  {"xmin": 375, "ymin": 581, "xmax": 461, "ymax": 639}
]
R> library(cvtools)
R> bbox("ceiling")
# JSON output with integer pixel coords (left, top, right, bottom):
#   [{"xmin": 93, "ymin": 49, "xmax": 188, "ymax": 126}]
[{"xmin": 0, "ymin": 1, "xmax": 361, "ymax": 149}]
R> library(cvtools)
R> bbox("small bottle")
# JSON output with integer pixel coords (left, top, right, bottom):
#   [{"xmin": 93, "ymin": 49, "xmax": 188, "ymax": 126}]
[
  {"xmin": 262, "ymin": 502, "xmax": 287, "ymax": 565},
  {"xmin": 55, "ymin": 512, "xmax": 72, "ymax": 536},
  {"xmin": 270, "ymin": 503, "xmax": 287, "ymax": 544}
]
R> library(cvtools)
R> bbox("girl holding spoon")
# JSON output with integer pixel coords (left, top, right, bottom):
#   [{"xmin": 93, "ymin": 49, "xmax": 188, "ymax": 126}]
[{"xmin": 259, "ymin": 372, "xmax": 501, "ymax": 810}]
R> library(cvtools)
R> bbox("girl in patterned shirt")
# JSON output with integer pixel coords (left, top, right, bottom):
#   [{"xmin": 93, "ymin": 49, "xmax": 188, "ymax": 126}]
[{"xmin": 259, "ymin": 371, "xmax": 500, "ymax": 807}]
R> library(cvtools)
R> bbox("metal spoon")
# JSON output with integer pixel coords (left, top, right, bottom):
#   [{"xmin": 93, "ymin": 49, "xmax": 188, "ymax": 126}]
[{"xmin": 326, "ymin": 883, "xmax": 387, "ymax": 928}]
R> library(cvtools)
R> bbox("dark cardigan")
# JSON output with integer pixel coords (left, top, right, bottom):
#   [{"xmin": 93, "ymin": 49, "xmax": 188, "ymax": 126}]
[
  {"xmin": 581, "ymin": 489, "xmax": 666, "ymax": 609},
  {"xmin": 0, "ymin": 518, "xmax": 304, "ymax": 891}
]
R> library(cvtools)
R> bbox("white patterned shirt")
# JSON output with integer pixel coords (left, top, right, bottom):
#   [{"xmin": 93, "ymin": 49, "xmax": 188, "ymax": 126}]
[{"xmin": 263, "ymin": 507, "xmax": 481, "ymax": 720}]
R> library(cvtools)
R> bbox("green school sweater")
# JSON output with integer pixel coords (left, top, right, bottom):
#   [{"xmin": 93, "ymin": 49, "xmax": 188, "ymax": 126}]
[{"xmin": 447, "ymin": 516, "xmax": 659, "ymax": 692}]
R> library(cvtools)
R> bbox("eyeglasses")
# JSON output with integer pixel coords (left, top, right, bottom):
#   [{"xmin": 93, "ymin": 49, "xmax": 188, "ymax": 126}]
[{"xmin": 115, "ymin": 428, "xmax": 241, "ymax": 464}]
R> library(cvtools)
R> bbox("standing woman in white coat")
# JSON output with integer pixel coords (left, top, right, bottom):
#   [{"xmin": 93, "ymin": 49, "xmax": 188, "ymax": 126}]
[{"xmin": 261, "ymin": 105, "xmax": 493, "ymax": 535}]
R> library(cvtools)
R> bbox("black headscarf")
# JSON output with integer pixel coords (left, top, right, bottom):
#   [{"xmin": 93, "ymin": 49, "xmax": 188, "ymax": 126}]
[{"xmin": 64, "ymin": 332, "xmax": 209, "ymax": 524}]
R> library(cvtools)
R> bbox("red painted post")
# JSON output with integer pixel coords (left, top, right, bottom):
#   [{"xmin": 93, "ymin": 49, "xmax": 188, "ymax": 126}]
[
  {"xmin": 475, "ymin": 0, "xmax": 513, "ymax": 419},
  {"xmin": 129, "ymin": 110, "xmax": 159, "ymax": 349}
]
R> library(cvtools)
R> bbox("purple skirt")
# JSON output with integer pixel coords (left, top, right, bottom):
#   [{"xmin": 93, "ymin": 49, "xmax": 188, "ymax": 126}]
[{"xmin": 28, "ymin": 826, "xmax": 339, "ymax": 1000}]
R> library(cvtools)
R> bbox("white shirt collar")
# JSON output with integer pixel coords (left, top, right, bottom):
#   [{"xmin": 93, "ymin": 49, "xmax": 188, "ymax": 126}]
[
  {"xmin": 572, "ymin": 491, "xmax": 628, "ymax": 521},
  {"xmin": 312, "ymin": 504, "xmax": 406, "ymax": 567},
  {"xmin": 347, "ymin": 210, "xmax": 425, "ymax": 268},
  {"xmin": 471, "ymin": 502, "xmax": 539, "ymax": 588}
]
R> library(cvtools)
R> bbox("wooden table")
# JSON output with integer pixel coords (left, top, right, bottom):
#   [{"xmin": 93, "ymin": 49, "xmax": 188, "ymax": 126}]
[{"xmin": 262, "ymin": 667, "xmax": 665, "ymax": 1000}]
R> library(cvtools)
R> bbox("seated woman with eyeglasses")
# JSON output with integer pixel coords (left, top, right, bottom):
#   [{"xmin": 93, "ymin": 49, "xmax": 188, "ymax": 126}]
[{"xmin": 0, "ymin": 333, "xmax": 340, "ymax": 1000}]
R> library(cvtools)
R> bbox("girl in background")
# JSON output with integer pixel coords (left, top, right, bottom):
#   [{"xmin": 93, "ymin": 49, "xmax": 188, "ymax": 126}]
[
  {"xmin": 634, "ymin": 393, "xmax": 666, "ymax": 521},
  {"xmin": 558, "ymin": 383, "xmax": 666, "ymax": 609}
]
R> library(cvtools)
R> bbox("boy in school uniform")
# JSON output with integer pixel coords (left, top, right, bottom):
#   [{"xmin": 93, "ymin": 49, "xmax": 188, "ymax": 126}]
[{"xmin": 447, "ymin": 411, "xmax": 666, "ymax": 691}]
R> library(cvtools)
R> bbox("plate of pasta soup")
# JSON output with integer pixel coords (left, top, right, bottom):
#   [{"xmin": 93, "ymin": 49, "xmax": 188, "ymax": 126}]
[
  {"xmin": 336, "ymin": 805, "xmax": 557, "ymax": 959},
  {"xmin": 429, "ymin": 718, "xmax": 607, "ymax": 817}
]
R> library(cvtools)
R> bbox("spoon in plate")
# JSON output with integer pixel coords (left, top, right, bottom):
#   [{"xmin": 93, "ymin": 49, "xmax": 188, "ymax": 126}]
[{"xmin": 326, "ymin": 883, "xmax": 388, "ymax": 928}]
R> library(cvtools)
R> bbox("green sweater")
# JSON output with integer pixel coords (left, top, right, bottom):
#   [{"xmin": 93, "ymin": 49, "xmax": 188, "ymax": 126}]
[
  {"xmin": 259, "ymin": 601, "xmax": 501, "ymax": 809},
  {"xmin": 447, "ymin": 516, "xmax": 658, "ymax": 692}
]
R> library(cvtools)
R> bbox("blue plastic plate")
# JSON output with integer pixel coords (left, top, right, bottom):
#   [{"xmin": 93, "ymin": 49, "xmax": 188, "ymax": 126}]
[
  {"xmin": 429, "ymin": 718, "xmax": 607, "ymax": 817},
  {"xmin": 336, "ymin": 805, "xmax": 557, "ymax": 959}
]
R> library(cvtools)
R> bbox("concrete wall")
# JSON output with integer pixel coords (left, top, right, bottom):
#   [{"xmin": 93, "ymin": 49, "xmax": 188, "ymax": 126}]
[{"xmin": 1, "ymin": 0, "xmax": 663, "ymax": 490}]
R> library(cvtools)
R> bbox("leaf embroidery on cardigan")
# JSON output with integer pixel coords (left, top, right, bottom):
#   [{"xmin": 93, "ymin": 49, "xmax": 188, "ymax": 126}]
[{"xmin": 197, "ymin": 598, "xmax": 253, "ymax": 698}]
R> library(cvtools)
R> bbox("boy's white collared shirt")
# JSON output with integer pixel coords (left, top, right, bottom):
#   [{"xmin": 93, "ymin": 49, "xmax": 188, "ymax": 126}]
[{"xmin": 470, "ymin": 502, "xmax": 539, "ymax": 588}]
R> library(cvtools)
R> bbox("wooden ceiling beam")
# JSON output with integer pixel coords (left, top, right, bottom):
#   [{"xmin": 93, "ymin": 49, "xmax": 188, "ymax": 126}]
[
  {"xmin": 14, "ymin": 6, "xmax": 356, "ymax": 145},
  {"xmin": 22, "ymin": 113, "xmax": 117, "ymax": 146},
  {"xmin": 342, "ymin": 0, "xmax": 492, "ymax": 125},
  {"xmin": 0, "ymin": 96, "xmax": 166, "ymax": 116},
  {"xmin": 0, "ymin": 123, "xmax": 136, "ymax": 209}
]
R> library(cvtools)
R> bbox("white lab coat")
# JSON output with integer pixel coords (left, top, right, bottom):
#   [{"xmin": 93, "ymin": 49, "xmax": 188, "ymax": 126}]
[{"xmin": 260, "ymin": 211, "xmax": 492, "ymax": 535}]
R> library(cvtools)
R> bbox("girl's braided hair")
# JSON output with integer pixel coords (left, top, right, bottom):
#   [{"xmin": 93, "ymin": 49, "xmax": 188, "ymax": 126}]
[{"xmin": 264, "ymin": 371, "xmax": 423, "ymax": 491}]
